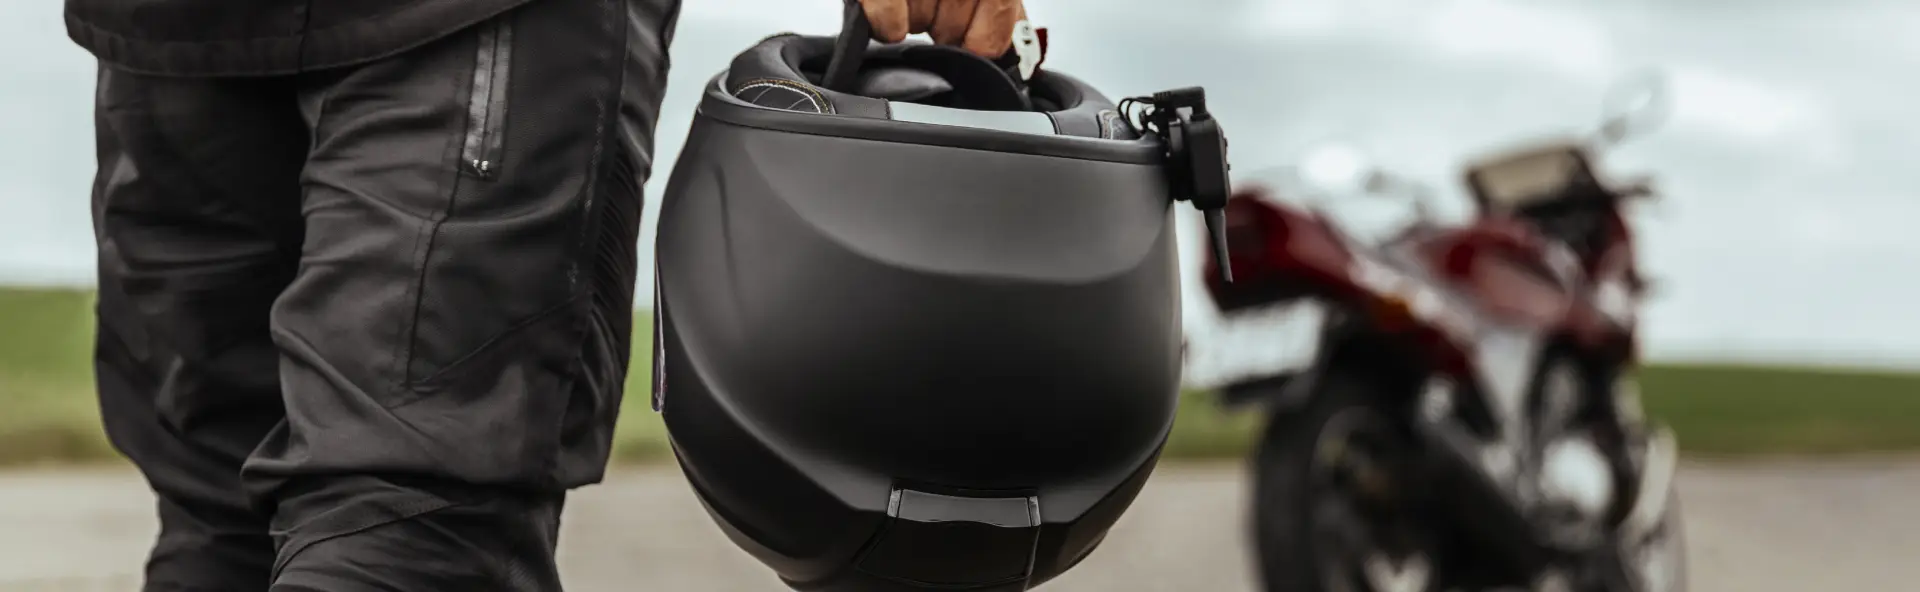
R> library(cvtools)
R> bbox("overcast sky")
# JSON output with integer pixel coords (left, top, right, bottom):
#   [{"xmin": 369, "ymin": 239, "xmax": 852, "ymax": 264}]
[{"xmin": 2, "ymin": 0, "xmax": 1915, "ymax": 367}]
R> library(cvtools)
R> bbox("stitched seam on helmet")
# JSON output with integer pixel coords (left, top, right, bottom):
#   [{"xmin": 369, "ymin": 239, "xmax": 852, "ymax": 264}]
[
  {"xmin": 731, "ymin": 77, "xmax": 834, "ymax": 114},
  {"xmin": 735, "ymin": 80, "xmax": 828, "ymax": 114}
]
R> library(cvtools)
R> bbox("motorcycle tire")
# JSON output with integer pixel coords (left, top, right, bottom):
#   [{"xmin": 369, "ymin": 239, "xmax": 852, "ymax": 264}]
[{"xmin": 1250, "ymin": 373, "xmax": 1443, "ymax": 592}]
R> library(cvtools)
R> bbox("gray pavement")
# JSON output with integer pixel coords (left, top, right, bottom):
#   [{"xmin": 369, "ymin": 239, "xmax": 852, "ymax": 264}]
[{"xmin": 1, "ymin": 459, "xmax": 1916, "ymax": 591}]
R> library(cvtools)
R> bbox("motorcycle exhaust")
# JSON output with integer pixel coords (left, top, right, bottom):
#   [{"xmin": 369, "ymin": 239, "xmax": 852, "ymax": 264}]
[
  {"xmin": 1619, "ymin": 426, "xmax": 1678, "ymax": 541},
  {"xmin": 1411, "ymin": 418, "xmax": 1555, "ymax": 575}
]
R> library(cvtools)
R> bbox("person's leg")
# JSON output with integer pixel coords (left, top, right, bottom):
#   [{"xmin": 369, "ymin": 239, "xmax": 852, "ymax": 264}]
[
  {"xmin": 91, "ymin": 67, "xmax": 310, "ymax": 590},
  {"xmin": 242, "ymin": 0, "xmax": 680, "ymax": 588}
]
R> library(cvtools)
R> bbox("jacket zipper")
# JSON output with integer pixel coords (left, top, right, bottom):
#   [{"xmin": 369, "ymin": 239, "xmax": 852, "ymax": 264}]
[{"xmin": 461, "ymin": 19, "xmax": 513, "ymax": 179}]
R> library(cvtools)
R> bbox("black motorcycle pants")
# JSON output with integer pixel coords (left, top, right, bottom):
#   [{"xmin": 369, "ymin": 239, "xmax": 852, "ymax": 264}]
[{"xmin": 88, "ymin": 0, "xmax": 679, "ymax": 588}]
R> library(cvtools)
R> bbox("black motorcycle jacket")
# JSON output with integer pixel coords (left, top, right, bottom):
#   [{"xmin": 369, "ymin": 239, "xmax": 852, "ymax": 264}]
[{"xmin": 66, "ymin": 0, "xmax": 538, "ymax": 76}]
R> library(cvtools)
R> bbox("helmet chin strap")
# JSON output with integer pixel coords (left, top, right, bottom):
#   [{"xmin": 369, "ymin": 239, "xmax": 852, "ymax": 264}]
[{"xmin": 824, "ymin": 0, "xmax": 873, "ymax": 93}]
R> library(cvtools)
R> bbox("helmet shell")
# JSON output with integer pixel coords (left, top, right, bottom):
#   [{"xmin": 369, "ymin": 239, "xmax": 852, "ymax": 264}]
[{"xmin": 655, "ymin": 36, "xmax": 1183, "ymax": 591}]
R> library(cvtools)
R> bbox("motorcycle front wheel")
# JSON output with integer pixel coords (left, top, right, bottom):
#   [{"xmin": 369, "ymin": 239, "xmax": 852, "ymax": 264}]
[
  {"xmin": 1251, "ymin": 374, "xmax": 1443, "ymax": 592},
  {"xmin": 1619, "ymin": 456, "xmax": 1688, "ymax": 592}
]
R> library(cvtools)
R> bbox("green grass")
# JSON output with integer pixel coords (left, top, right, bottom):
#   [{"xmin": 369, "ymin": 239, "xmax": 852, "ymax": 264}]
[
  {"xmin": 3, "ymin": 286, "xmax": 1917, "ymax": 467},
  {"xmin": 0, "ymin": 287, "xmax": 112, "ymax": 465},
  {"xmin": 1639, "ymin": 363, "xmax": 1920, "ymax": 456}
]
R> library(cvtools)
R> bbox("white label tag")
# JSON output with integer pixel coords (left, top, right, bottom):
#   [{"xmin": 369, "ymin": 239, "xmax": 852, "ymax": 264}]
[
  {"xmin": 1183, "ymin": 302, "xmax": 1327, "ymax": 390},
  {"xmin": 1012, "ymin": 20, "xmax": 1042, "ymax": 80}
]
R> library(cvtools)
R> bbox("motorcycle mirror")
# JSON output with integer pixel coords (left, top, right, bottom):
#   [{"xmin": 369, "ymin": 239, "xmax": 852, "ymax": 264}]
[
  {"xmin": 1296, "ymin": 141, "xmax": 1378, "ymax": 196},
  {"xmin": 1596, "ymin": 70, "xmax": 1673, "ymax": 148}
]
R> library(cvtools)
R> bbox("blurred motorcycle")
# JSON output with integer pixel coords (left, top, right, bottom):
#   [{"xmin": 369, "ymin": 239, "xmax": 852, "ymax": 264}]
[{"xmin": 1198, "ymin": 75, "xmax": 1686, "ymax": 592}]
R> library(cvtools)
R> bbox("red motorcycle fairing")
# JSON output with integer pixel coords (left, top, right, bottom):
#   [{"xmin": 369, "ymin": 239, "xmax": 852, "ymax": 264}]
[
  {"xmin": 1204, "ymin": 190, "xmax": 1360, "ymax": 312},
  {"xmin": 1201, "ymin": 188, "xmax": 1634, "ymax": 378},
  {"xmin": 1408, "ymin": 220, "xmax": 1629, "ymax": 353},
  {"xmin": 1411, "ymin": 217, "xmax": 1569, "ymax": 326}
]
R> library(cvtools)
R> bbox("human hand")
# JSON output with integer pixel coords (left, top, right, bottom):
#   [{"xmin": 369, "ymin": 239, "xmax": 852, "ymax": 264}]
[{"xmin": 859, "ymin": 0, "xmax": 1028, "ymax": 59}]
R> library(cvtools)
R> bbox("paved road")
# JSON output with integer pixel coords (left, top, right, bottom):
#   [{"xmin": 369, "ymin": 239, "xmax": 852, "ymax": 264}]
[{"xmin": 2, "ymin": 459, "xmax": 1917, "ymax": 591}]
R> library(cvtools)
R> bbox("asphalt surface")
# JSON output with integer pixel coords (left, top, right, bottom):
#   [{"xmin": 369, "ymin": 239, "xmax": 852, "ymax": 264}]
[{"xmin": 2, "ymin": 459, "xmax": 1916, "ymax": 591}]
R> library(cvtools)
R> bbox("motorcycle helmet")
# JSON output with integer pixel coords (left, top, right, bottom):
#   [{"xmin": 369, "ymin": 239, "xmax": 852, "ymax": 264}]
[{"xmin": 651, "ymin": 3, "xmax": 1233, "ymax": 590}]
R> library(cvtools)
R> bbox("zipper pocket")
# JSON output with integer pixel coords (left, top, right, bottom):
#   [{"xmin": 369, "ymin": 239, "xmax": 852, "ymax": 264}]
[{"xmin": 461, "ymin": 19, "xmax": 514, "ymax": 179}]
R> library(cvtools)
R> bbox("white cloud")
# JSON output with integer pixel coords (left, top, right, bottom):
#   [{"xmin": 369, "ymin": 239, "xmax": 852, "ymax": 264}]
[
  {"xmin": 1249, "ymin": 0, "xmax": 1409, "ymax": 35},
  {"xmin": 1781, "ymin": 202, "xmax": 1920, "ymax": 255},
  {"xmin": 1253, "ymin": 1, "xmax": 1346, "ymax": 35},
  {"xmin": 1663, "ymin": 65, "xmax": 1827, "ymax": 142},
  {"xmin": 1246, "ymin": 0, "xmax": 1618, "ymax": 75},
  {"xmin": 1421, "ymin": 0, "xmax": 1618, "ymax": 75}
]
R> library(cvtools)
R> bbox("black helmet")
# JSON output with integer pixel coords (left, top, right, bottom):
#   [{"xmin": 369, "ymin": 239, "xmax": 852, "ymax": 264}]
[{"xmin": 651, "ymin": 3, "xmax": 1233, "ymax": 590}]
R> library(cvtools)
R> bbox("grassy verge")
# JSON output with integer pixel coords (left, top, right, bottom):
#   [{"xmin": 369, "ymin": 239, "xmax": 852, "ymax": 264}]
[
  {"xmin": 0, "ymin": 287, "xmax": 111, "ymax": 465},
  {"xmin": 3, "ymin": 286, "xmax": 1916, "ymax": 467},
  {"xmin": 1639, "ymin": 363, "xmax": 1920, "ymax": 456}
]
